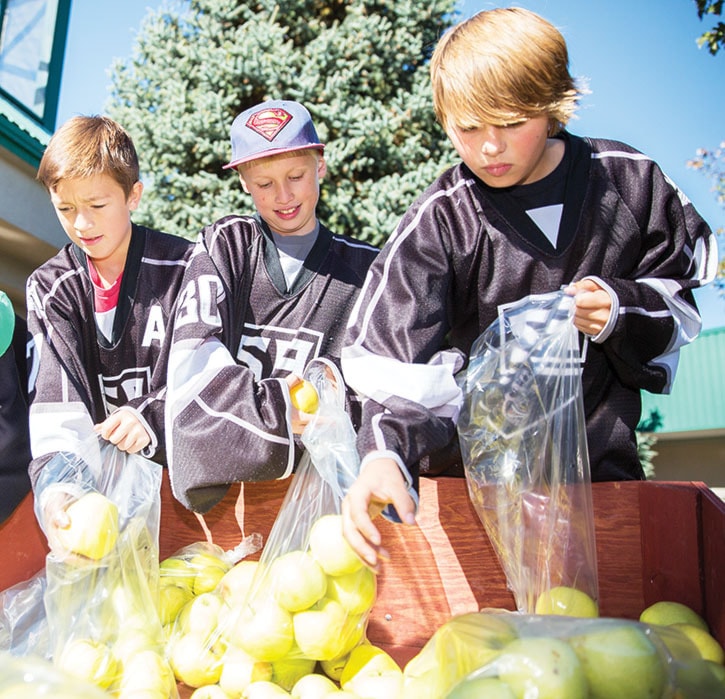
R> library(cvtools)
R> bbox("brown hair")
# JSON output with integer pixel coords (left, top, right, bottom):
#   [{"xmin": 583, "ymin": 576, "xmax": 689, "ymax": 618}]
[
  {"xmin": 430, "ymin": 8, "xmax": 585, "ymax": 135},
  {"xmin": 37, "ymin": 115, "xmax": 140, "ymax": 197}
]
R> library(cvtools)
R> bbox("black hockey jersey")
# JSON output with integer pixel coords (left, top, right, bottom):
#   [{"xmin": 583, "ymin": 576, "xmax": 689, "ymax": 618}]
[
  {"xmin": 342, "ymin": 133, "xmax": 718, "ymax": 484},
  {"xmin": 166, "ymin": 214, "xmax": 378, "ymax": 513},
  {"xmin": 26, "ymin": 225, "xmax": 194, "ymax": 486}
]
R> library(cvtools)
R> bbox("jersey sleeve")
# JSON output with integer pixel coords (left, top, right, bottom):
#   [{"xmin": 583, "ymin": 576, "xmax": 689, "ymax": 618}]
[
  {"xmin": 165, "ymin": 238, "xmax": 297, "ymax": 514},
  {"xmin": 590, "ymin": 153, "xmax": 718, "ymax": 394},
  {"xmin": 341, "ymin": 194, "xmax": 467, "ymax": 481}
]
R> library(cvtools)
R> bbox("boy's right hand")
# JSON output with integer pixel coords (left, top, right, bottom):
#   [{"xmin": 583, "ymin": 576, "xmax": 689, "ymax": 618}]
[
  {"xmin": 341, "ymin": 457, "xmax": 416, "ymax": 572},
  {"xmin": 94, "ymin": 409, "xmax": 150, "ymax": 453}
]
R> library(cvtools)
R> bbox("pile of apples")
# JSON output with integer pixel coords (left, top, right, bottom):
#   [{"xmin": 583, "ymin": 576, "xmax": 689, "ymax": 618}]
[
  {"xmin": 160, "ymin": 514, "xmax": 404, "ymax": 698},
  {"xmin": 402, "ymin": 587, "xmax": 725, "ymax": 699}
]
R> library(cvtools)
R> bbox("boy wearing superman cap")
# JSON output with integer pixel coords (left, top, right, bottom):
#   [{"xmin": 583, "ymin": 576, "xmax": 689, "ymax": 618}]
[{"xmin": 165, "ymin": 100, "xmax": 378, "ymax": 513}]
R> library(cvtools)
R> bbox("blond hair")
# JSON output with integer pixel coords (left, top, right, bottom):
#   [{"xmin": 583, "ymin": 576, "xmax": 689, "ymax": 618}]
[
  {"xmin": 430, "ymin": 8, "xmax": 584, "ymax": 135},
  {"xmin": 37, "ymin": 115, "xmax": 140, "ymax": 197}
]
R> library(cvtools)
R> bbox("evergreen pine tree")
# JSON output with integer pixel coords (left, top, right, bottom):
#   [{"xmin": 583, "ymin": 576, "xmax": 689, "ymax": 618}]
[{"xmin": 107, "ymin": 0, "xmax": 459, "ymax": 246}]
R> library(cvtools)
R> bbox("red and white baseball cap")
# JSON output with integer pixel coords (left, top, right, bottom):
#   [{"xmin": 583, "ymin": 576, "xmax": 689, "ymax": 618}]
[{"xmin": 223, "ymin": 100, "xmax": 325, "ymax": 169}]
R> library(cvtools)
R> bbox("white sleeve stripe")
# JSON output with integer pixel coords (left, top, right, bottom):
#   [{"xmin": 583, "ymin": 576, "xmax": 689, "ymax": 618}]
[
  {"xmin": 350, "ymin": 178, "xmax": 472, "ymax": 345},
  {"xmin": 591, "ymin": 151, "xmax": 652, "ymax": 162}
]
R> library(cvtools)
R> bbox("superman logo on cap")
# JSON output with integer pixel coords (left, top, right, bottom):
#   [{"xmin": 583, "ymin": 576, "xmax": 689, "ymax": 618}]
[{"xmin": 246, "ymin": 108, "xmax": 293, "ymax": 142}]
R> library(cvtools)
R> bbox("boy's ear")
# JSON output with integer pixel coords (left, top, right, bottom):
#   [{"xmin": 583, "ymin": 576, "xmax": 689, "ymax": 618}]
[
  {"xmin": 317, "ymin": 155, "xmax": 327, "ymax": 180},
  {"xmin": 128, "ymin": 181, "xmax": 144, "ymax": 211},
  {"xmin": 239, "ymin": 172, "xmax": 250, "ymax": 194}
]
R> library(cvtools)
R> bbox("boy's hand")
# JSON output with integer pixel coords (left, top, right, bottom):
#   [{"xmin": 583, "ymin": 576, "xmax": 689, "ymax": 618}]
[
  {"xmin": 341, "ymin": 457, "xmax": 416, "ymax": 572},
  {"xmin": 567, "ymin": 279, "xmax": 612, "ymax": 336},
  {"xmin": 95, "ymin": 410, "xmax": 151, "ymax": 453}
]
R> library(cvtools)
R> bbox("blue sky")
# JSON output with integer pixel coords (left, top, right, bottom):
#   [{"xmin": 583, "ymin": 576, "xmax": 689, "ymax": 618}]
[{"xmin": 57, "ymin": 0, "xmax": 724, "ymax": 328}]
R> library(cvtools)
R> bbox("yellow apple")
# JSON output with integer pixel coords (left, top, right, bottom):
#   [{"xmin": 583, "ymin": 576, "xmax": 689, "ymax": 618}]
[
  {"xmin": 340, "ymin": 643, "xmax": 402, "ymax": 697},
  {"xmin": 326, "ymin": 566, "xmax": 376, "ymax": 615},
  {"xmin": 118, "ymin": 648, "xmax": 176, "ymax": 697},
  {"xmin": 169, "ymin": 632, "xmax": 223, "ymax": 687},
  {"xmin": 338, "ymin": 613, "xmax": 366, "ymax": 657},
  {"xmin": 671, "ymin": 623, "xmax": 725, "ymax": 665},
  {"xmin": 190, "ymin": 686, "xmax": 231, "ymax": 699},
  {"xmin": 290, "ymin": 672, "xmax": 339, "ymax": 698},
  {"xmin": 308, "ymin": 514, "xmax": 364, "ymax": 577},
  {"xmin": 270, "ymin": 551, "xmax": 328, "ymax": 612},
  {"xmin": 177, "ymin": 592, "xmax": 223, "ymax": 640},
  {"xmin": 320, "ymin": 653, "xmax": 349, "ymax": 682},
  {"xmin": 219, "ymin": 645, "xmax": 273, "ymax": 696},
  {"xmin": 534, "ymin": 586, "xmax": 598, "ymax": 618},
  {"xmin": 639, "ymin": 600, "xmax": 709, "ymax": 631},
  {"xmin": 569, "ymin": 622, "xmax": 668, "ymax": 699},
  {"xmin": 56, "ymin": 638, "xmax": 119, "ymax": 690},
  {"xmin": 241, "ymin": 680, "xmax": 291, "ymax": 697},
  {"xmin": 497, "ymin": 636, "xmax": 588, "ymax": 699},
  {"xmin": 447, "ymin": 676, "xmax": 516, "ymax": 699},
  {"xmin": 271, "ymin": 656, "xmax": 316, "ymax": 691},
  {"xmin": 290, "ymin": 380, "xmax": 319, "ymax": 413},
  {"xmin": 55, "ymin": 492, "xmax": 119, "ymax": 560},
  {"xmin": 218, "ymin": 559, "xmax": 260, "ymax": 608},
  {"xmin": 234, "ymin": 598, "xmax": 295, "ymax": 661},
  {"xmin": 293, "ymin": 597, "xmax": 347, "ymax": 661},
  {"xmin": 190, "ymin": 552, "xmax": 232, "ymax": 596}
]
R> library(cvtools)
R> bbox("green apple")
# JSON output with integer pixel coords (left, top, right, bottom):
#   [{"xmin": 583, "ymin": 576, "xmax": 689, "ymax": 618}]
[
  {"xmin": 234, "ymin": 598, "xmax": 295, "ymax": 661},
  {"xmin": 56, "ymin": 638, "xmax": 119, "ymax": 690},
  {"xmin": 447, "ymin": 676, "xmax": 516, "ymax": 699},
  {"xmin": 673, "ymin": 658, "xmax": 725, "ymax": 699},
  {"xmin": 337, "ymin": 613, "xmax": 366, "ymax": 657},
  {"xmin": 190, "ymin": 686, "xmax": 231, "ymax": 699},
  {"xmin": 219, "ymin": 645, "xmax": 273, "ymax": 695},
  {"xmin": 170, "ymin": 632, "xmax": 223, "ymax": 687},
  {"xmin": 241, "ymin": 680, "xmax": 291, "ymax": 697},
  {"xmin": 340, "ymin": 643, "xmax": 401, "ymax": 694},
  {"xmin": 343, "ymin": 668, "xmax": 404, "ymax": 699},
  {"xmin": 497, "ymin": 636, "xmax": 587, "ymax": 699},
  {"xmin": 271, "ymin": 656, "xmax": 316, "ymax": 691},
  {"xmin": 290, "ymin": 672, "xmax": 339, "ymax": 698},
  {"xmin": 639, "ymin": 600, "xmax": 709, "ymax": 631},
  {"xmin": 308, "ymin": 514, "xmax": 364, "ymax": 576},
  {"xmin": 158, "ymin": 582, "xmax": 194, "ymax": 626},
  {"xmin": 118, "ymin": 648, "xmax": 176, "ymax": 697},
  {"xmin": 177, "ymin": 592, "xmax": 223, "ymax": 640},
  {"xmin": 270, "ymin": 550, "xmax": 328, "ymax": 612},
  {"xmin": 403, "ymin": 611, "xmax": 518, "ymax": 696},
  {"xmin": 293, "ymin": 597, "xmax": 347, "ymax": 661},
  {"xmin": 326, "ymin": 566, "xmax": 376, "ymax": 615},
  {"xmin": 55, "ymin": 492, "xmax": 119, "ymax": 560},
  {"xmin": 320, "ymin": 653, "xmax": 349, "ymax": 682},
  {"xmin": 671, "ymin": 623, "xmax": 725, "ymax": 664},
  {"xmin": 160, "ymin": 556, "xmax": 197, "ymax": 594},
  {"xmin": 569, "ymin": 622, "xmax": 667, "ymax": 699},
  {"xmin": 534, "ymin": 586, "xmax": 598, "ymax": 618},
  {"xmin": 190, "ymin": 551, "xmax": 232, "ymax": 596},
  {"xmin": 218, "ymin": 559, "xmax": 260, "ymax": 608}
]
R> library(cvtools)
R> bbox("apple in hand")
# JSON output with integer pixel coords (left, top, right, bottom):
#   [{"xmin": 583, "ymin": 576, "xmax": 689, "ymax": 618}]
[
  {"xmin": 55, "ymin": 492, "xmax": 119, "ymax": 560},
  {"xmin": 293, "ymin": 598, "xmax": 347, "ymax": 660},
  {"xmin": 569, "ymin": 622, "xmax": 668, "ymax": 699},
  {"xmin": 534, "ymin": 585, "xmax": 598, "ymax": 618},
  {"xmin": 56, "ymin": 638, "xmax": 119, "ymax": 690},
  {"xmin": 308, "ymin": 514, "xmax": 364, "ymax": 576},
  {"xmin": 497, "ymin": 636, "xmax": 588, "ymax": 699},
  {"xmin": 270, "ymin": 550, "xmax": 327, "ymax": 612},
  {"xmin": 290, "ymin": 380, "xmax": 319, "ymax": 413}
]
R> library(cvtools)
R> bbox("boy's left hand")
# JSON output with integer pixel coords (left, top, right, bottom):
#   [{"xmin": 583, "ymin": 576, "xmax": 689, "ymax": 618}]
[
  {"xmin": 95, "ymin": 410, "xmax": 151, "ymax": 453},
  {"xmin": 567, "ymin": 279, "xmax": 612, "ymax": 337}
]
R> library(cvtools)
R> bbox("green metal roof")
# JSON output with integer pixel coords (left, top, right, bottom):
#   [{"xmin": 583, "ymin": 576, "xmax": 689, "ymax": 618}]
[{"xmin": 641, "ymin": 326, "xmax": 725, "ymax": 434}]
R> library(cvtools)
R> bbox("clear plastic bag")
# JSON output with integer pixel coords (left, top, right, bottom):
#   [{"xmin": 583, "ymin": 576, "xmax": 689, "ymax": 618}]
[
  {"xmin": 402, "ymin": 609, "xmax": 725, "ymax": 699},
  {"xmin": 457, "ymin": 290, "xmax": 599, "ymax": 614},
  {"xmin": 31, "ymin": 436, "xmax": 178, "ymax": 698},
  {"xmin": 166, "ymin": 358, "xmax": 374, "ymax": 693}
]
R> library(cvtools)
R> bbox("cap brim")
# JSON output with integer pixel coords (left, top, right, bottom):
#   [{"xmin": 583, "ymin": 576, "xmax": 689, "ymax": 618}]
[{"xmin": 223, "ymin": 143, "xmax": 325, "ymax": 170}]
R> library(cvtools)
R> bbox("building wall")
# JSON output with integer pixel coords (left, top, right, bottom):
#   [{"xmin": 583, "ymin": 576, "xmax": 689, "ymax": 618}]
[{"xmin": 651, "ymin": 432, "xmax": 725, "ymax": 488}]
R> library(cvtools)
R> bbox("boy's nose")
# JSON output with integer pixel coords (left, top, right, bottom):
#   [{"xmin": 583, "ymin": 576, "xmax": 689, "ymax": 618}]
[{"xmin": 73, "ymin": 212, "xmax": 93, "ymax": 231}]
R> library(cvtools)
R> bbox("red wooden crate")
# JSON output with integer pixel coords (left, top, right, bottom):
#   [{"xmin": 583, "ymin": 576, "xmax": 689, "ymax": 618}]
[{"xmin": 1, "ymin": 475, "xmax": 723, "ymax": 683}]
